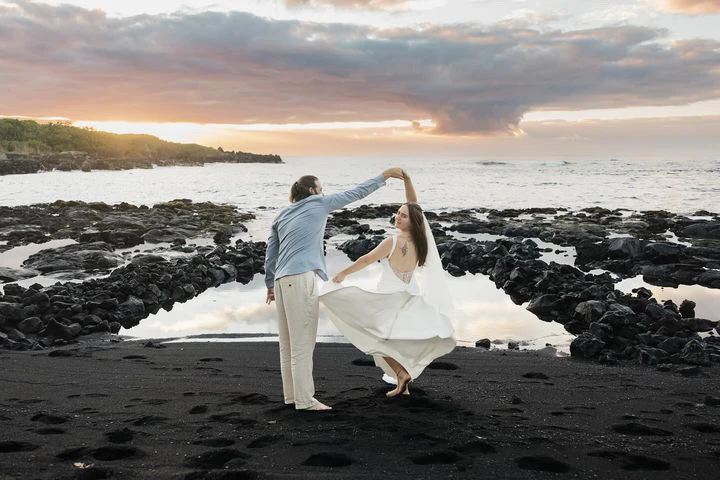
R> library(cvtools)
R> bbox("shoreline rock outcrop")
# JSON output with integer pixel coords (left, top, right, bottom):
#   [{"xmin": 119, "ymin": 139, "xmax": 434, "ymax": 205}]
[
  {"xmin": 0, "ymin": 240, "xmax": 265, "ymax": 350},
  {"xmin": 0, "ymin": 151, "xmax": 282, "ymax": 176}
]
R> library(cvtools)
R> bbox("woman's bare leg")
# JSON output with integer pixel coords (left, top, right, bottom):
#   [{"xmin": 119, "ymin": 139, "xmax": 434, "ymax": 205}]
[{"xmin": 383, "ymin": 356, "xmax": 410, "ymax": 398}]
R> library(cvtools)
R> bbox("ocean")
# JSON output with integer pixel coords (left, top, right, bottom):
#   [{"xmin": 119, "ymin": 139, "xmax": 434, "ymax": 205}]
[{"xmin": 1, "ymin": 156, "xmax": 719, "ymax": 351}]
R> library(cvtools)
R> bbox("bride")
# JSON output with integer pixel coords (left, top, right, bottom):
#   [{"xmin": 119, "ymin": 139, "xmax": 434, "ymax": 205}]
[{"xmin": 320, "ymin": 170, "xmax": 456, "ymax": 398}]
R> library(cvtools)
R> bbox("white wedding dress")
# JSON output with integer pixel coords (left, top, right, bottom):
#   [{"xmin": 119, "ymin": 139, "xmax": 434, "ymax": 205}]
[{"xmin": 320, "ymin": 216, "xmax": 456, "ymax": 381}]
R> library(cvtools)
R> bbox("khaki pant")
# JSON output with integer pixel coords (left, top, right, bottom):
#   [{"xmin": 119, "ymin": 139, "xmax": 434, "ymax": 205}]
[{"xmin": 274, "ymin": 271, "xmax": 319, "ymax": 409}]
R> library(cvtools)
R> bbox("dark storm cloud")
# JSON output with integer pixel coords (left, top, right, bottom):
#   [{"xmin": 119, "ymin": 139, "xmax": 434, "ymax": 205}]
[
  {"xmin": 1, "ymin": 0, "xmax": 719, "ymax": 134},
  {"xmin": 284, "ymin": 0, "xmax": 411, "ymax": 11}
]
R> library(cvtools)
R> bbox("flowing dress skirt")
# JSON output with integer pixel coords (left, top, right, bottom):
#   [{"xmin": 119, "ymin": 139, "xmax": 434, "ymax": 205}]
[{"xmin": 319, "ymin": 265, "xmax": 456, "ymax": 380}]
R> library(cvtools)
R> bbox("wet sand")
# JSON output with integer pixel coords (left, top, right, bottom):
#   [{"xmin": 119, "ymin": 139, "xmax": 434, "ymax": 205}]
[{"xmin": 1, "ymin": 339, "xmax": 719, "ymax": 479}]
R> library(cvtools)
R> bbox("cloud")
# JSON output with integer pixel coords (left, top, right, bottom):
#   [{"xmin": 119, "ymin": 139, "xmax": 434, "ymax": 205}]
[
  {"xmin": 284, "ymin": 0, "xmax": 411, "ymax": 10},
  {"xmin": 657, "ymin": 0, "xmax": 720, "ymax": 14},
  {"xmin": 1, "ymin": 1, "xmax": 719, "ymax": 135}
]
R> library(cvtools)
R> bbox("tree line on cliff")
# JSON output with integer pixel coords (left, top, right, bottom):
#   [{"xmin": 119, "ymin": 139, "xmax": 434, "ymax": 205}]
[{"xmin": 0, "ymin": 119, "xmax": 281, "ymax": 173}]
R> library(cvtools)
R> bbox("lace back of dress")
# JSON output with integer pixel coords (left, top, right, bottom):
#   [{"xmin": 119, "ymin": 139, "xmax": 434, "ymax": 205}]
[
  {"xmin": 391, "ymin": 267, "xmax": 414, "ymax": 284},
  {"xmin": 388, "ymin": 235, "xmax": 414, "ymax": 284}
]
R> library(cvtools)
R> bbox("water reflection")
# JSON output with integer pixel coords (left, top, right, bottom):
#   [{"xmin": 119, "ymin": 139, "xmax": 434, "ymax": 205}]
[
  {"xmin": 122, "ymin": 246, "xmax": 574, "ymax": 352},
  {"xmin": 0, "ymin": 239, "xmax": 77, "ymax": 269},
  {"xmin": 615, "ymin": 276, "xmax": 720, "ymax": 321}
]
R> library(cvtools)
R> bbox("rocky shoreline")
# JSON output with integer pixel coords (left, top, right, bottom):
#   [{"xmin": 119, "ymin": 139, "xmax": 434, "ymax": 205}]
[
  {"xmin": 0, "ymin": 200, "xmax": 265, "ymax": 350},
  {"xmin": 1, "ymin": 202, "xmax": 719, "ymax": 373},
  {"xmin": 0, "ymin": 150, "xmax": 283, "ymax": 176}
]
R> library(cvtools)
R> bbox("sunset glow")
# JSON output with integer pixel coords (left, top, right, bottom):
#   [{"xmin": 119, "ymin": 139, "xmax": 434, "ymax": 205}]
[{"xmin": 1, "ymin": 0, "xmax": 718, "ymax": 158}]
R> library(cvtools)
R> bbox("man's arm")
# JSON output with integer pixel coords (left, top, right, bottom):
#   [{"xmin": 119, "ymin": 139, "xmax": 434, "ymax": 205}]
[
  {"xmin": 323, "ymin": 168, "xmax": 404, "ymax": 212},
  {"xmin": 264, "ymin": 222, "xmax": 279, "ymax": 302}
]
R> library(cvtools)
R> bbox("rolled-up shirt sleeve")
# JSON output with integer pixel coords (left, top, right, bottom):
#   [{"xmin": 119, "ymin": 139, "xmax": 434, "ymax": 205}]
[
  {"xmin": 264, "ymin": 222, "xmax": 280, "ymax": 288},
  {"xmin": 323, "ymin": 174, "xmax": 386, "ymax": 213}
]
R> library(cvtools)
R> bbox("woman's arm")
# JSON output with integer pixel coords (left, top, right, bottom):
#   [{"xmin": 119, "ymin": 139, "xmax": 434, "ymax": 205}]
[
  {"xmin": 403, "ymin": 169, "xmax": 418, "ymax": 203},
  {"xmin": 332, "ymin": 238, "xmax": 393, "ymax": 283}
]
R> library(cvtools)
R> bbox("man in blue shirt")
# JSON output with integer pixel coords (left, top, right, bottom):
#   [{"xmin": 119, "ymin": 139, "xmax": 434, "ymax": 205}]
[{"xmin": 265, "ymin": 168, "xmax": 405, "ymax": 410}]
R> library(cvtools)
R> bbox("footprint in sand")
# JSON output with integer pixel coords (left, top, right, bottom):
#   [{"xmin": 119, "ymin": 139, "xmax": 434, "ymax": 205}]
[
  {"xmin": 450, "ymin": 439, "xmax": 497, "ymax": 454},
  {"xmin": 190, "ymin": 405, "xmax": 209, "ymax": 414},
  {"xmin": 291, "ymin": 438, "xmax": 351, "ymax": 447},
  {"xmin": 351, "ymin": 357, "xmax": 374, "ymax": 367},
  {"xmin": 126, "ymin": 415, "xmax": 169, "ymax": 426},
  {"xmin": 516, "ymin": 455, "xmax": 571, "ymax": 473},
  {"xmin": 303, "ymin": 452, "xmax": 354, "ymax": 467},
  {"xmin": 185, "ymin": 470, "xmax": 259, "ymax": 480},
  {"xmin": 56, "ymin": 447, "xmax": 91, "ymax": 460},
  {"xmin": 48, "ymin": 349, "xmax": 79, "ymax": 357},
  {"xmin": 192, "ymin": 438, "xmax": 235, "ymax": 448},
  {"xmin": 588, "ymin": 450, "xmax": 670, "ymax": 471},
  {"xmin": 208, "ymin": 413, "xmax": 258, "ymax": 427},
  {"xmin": 33, "ymin": 427, "xmax": 66, "ymax": 435},
  {"xmin": 402, "ymin": 432, "xmax": 447, "ymax": 447},
  {"xmin": 409, "ymin": 450, "xmax": 463, "ymax": 465},
  {"xmin": 92, "ymin": 446, "xmax": 146, "ymax": 461},
  {"xmin": 687, "ymin": 423, "xmax": 720, "ymax": 433},
  {"xmin": 492, "ymin": 407, "xmax": 524, "ymax": 414},
  {"xmin": 104, "ymin": 428, "xmax": 138, "ymax": 444},
  {"xmin": 184, "ymin": 449, "xmax": 249, "ymax": 469},
  {"xmin": 0, "ymin": 441, "xmax": 40, "ymax": 453},
  {"xmin": 199, "ymin": 357, "xmax": 223, "ymax": 362},
  {"xmin": 426, "ymin": 361, "xmax": 459, "ymax": 371},
  {"xmin": 230, "ymin": 393, "xmax": 271, "ymax": 405},
  {"xmin": 247, "ymin": 435, "xmax": 284, "ymax": 449},
  {"xmin": 122, "ymin": 355, "xmax": 147, "ymax": 360},
  {"xmin": 31, "ymin": 413, "xmax": 69, "ymax": 424},
  {"xmin": 71, "ymin": 466, "xmax": 114, "ymax": 479},
  {"xmin": 611, "ymin": 422, "xmax": 673, "ymax": 436},
  {"xmin": 73, "ymin": 407, "xmax": 100, "ymax": 414}
]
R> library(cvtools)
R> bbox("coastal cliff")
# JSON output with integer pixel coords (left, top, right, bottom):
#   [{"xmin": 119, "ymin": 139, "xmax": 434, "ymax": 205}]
[{"xmin": 0, "ymin": 119, "xmax": 282, "ymax": 175}]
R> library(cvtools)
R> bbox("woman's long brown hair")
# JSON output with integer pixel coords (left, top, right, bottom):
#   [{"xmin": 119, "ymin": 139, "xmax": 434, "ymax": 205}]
[{"xmin": 405, "ymin": 202, "xmax": 428, "ymax": 267}]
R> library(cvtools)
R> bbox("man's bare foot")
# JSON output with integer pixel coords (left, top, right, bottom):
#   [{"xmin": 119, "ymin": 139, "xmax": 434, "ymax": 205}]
[{"xmin": 386, "ymin": 371, "xmax": 411, "ymax": 398}]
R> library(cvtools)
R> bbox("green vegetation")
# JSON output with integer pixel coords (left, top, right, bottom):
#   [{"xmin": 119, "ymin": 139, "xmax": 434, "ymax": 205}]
[
  {"xmin": 0, "ymin": 118, "xmax": 218, "ymax": 159},
  {"xmin": 0, "ymin": 118, "xmax": 281, "ymax": 175}
]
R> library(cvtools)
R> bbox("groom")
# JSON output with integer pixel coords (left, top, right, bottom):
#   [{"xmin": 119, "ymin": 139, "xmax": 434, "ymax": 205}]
[{"xmin": 265, "ymin": 168, "xmax": 405, "ymax": 410}]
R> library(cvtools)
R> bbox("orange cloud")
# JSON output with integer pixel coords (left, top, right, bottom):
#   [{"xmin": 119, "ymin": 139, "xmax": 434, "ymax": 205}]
[{"xmin": 662, "ymin": 0, "xmax": 720, "ymax": 13}]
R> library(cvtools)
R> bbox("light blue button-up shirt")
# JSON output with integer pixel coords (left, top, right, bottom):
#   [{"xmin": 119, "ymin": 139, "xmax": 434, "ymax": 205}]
[{"xmin": 264, "ymin": 174, "xmax": 387, "ymax": 288}]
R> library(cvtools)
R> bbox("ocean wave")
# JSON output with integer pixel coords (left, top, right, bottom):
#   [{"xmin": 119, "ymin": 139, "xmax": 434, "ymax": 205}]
[
  {"xmin": 538, "ymin": 160, "xmax": 571, "ymax": 167},
  {"xmin": 478, "ymin": 161, "xmax": 508, "ymax": 166}
]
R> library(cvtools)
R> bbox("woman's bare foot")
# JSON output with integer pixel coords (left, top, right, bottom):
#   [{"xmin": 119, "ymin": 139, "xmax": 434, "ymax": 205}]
[{"xmin": 386, "ymin": 370, "xmax": 411, "ymax": 398}]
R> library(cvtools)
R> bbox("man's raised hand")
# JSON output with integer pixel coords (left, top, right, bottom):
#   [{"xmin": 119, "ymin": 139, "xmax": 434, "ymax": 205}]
[{"xmin": 383, "ymin": 168, "xmax": 405, "ymax": 180}]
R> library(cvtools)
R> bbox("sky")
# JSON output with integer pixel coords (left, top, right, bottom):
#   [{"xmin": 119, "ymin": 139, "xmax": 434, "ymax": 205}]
[{"xmin": 1, "ymin": 0, "xmax": 719, "ymax": 159}]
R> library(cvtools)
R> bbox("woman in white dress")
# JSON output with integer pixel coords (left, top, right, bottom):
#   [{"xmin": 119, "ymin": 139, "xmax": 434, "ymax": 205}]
[{"xmin": 320, "ymin": 170, "xmax": 456, "ymax": 398}]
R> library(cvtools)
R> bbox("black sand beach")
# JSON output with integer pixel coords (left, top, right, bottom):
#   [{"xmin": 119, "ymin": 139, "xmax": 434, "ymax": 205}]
[{"xmin": 1, "ymin": 339, "xmax": 719, "ymax": 479}]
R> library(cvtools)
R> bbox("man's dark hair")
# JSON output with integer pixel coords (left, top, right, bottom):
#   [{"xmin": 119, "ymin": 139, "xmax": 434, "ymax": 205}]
[{"xmin": 290, "ymin": 175, "xmax": 319, "ymax": 203}]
